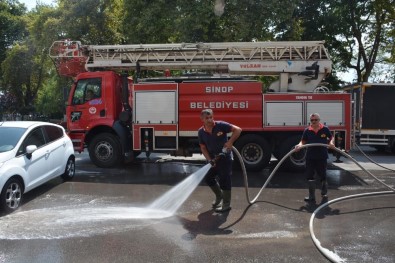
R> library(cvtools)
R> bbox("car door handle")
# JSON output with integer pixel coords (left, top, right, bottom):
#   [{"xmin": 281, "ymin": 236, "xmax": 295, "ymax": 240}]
[{"xmin": 45, "ymin": 150, "xmax": 50, "ymax": 159}]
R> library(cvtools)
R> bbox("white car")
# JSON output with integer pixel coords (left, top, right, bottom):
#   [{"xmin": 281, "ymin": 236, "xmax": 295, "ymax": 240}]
[{"xmin": 0, "ymin": 121, "xmax": 75, "ymax": 213}]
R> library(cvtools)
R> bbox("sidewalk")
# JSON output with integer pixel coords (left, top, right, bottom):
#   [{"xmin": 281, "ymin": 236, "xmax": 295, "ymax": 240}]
[{"xmin": 330, "ymin": 146, "xmax": 395, "ymax": 171}]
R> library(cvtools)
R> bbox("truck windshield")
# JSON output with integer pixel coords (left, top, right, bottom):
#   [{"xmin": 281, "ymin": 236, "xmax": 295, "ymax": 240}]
[{"xmin": 72, "ymin": 78, "xmax": 102, "ymax": 105}]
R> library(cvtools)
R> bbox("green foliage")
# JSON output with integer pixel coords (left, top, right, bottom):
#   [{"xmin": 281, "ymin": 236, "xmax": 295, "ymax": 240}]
[
  {"xmin": 1, "ymin": 44, "xmax": 32, "ymax": 109},
  {"xmin": 0, "ymin": 0, "xmax": 27, "ymax": 63},
  {"xmin": 57, "ymin": 0, "xmax": 122, "ymax": 44},
  {"xmin": 121, "ymin": 0, "xmax": 178, "ymax": 43},
  {"xmin": 0, "ymin": 90, "xmax": 17, "ymax": 114},
  {"xmin": 120, "ymin": 0, "xmax": 294, "ymax": 43},
  {"xmin": 292, "ymin": 0, "xmax": 395, "ymax": 83},
  {"xmin": 27, "ymin": 5, "xmax": 62, "ymax": 49},
  {"xmin": 0, "ymin": 0, "xmax": 394, "ymax": 118},
  {"xmin": 258, "ymin": 76, "xmax": 278, "ymax": 93},
  {"xmin": 35, "ymin": 74, "xmax": 70, "ymax": 117}
]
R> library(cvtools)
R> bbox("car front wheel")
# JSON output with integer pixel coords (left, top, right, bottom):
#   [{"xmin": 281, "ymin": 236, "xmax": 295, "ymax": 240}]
[
  {"xmin": 0, "ymin": 177, "xmax": 23, "ymax": 213},
  {"xmin": 61, "ymin": 157, "xmax": 75, "ymax": 181}
]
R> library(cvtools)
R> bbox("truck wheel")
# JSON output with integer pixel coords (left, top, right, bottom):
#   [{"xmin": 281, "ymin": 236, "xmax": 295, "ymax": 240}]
[
  {"xmin": 234, "ymin": 134, "xmax": 271, "ymax": 171},
  {"xmin": 0, "ymin": 177, "xmax": 23, "ymax": 213},
  {"xmin": 278, "ymin": 135, "xmax": 306, "ymax": 171},
  {"xmin": 89, "ymin": 133, "xmax": 121, "ymax": 168}
]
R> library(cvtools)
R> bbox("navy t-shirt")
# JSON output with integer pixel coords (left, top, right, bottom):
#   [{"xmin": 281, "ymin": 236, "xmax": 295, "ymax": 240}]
[
  {"xmin": 198, "ymin": 121, "xmax": 232, "ymax": 158},
  {"xmin": 301, "ymin": 124, "xmax": 333, "ymax": 160}
]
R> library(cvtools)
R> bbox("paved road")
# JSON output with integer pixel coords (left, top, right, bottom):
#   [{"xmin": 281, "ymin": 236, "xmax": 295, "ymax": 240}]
[{"xmin": 0, "ymin": 147, "xmax": 394, "ymax": 263}]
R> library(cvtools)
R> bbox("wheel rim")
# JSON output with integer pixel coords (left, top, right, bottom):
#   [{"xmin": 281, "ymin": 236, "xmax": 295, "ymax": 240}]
[
  {"xmin": 241, "ymin": 143, "xmax": 263, "ymax": 165},
  {"xmin": 65, "ymin": 159, "xmax": 75, "ymax": 178},
  {"xmin": 5, "ymin": 182, "xmax": 22, "ymax": 209},
  {"xmin": 95, "ymin": 141, "xmax": 114, "ymax": 162},
  {"xmin": 290, "ymin": 149, "xmax": 306, "ymax": 166}
]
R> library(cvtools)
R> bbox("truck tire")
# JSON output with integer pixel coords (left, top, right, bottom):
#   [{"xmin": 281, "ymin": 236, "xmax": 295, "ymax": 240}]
[
  {"xmin": 234, "ymin": 134, "xmax": 271, "ymax": 171},
  {"xmin": 88, "ymin": 133, "xmax": 121, "ymax": 168},
  {"xmin": 277, "ymin": 135, "xmax": 306, "ymax": 171}
]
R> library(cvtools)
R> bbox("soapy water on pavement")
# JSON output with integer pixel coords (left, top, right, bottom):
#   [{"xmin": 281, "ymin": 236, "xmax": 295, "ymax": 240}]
[{"xmin": 0, "ymin": 164, "xmax": 211, "ymax": 240}]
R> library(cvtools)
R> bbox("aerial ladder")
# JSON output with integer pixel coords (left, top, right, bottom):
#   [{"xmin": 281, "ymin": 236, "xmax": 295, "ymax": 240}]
[{"xmin": 49, "ymin": 40, "xmax": 332, "ymax": 92}]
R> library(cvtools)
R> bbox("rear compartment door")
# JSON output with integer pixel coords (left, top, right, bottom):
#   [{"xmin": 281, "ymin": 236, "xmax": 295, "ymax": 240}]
[{"xmin": 132, "ymin": 83, "xmax": 178, "ymax": 151}]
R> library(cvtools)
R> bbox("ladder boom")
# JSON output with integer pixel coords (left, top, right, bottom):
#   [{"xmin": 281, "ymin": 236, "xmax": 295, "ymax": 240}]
[
  {"xmin": 87, "ymin": 41, "xmax": 330, "ymax": 71},
  {"xmin": 49, "ymin": 40, "xmax": 332, "ymax": 92},
  {"xmin": 50, "ymin": 40, "xmax": 331, "ymax": 71}
]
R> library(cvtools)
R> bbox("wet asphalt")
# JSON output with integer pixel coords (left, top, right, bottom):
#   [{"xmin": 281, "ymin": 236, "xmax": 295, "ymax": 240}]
[{"xmin": 0, "ymin": 147, "xmax": 394, "ymax": 263}]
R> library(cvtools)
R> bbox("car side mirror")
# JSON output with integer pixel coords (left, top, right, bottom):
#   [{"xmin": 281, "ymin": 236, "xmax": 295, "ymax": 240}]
[{"xmin": 26, "ymin": 145, "xmax": 38, "ymax": 159}]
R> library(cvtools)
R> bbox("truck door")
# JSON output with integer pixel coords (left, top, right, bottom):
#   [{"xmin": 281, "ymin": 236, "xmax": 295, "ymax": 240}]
[
  {"xmin": 68, "ymin": 77, "xmax": 105, "ymax": 131},
  {"xmin": 66, "ymin": 77, "xmax": 105, "ymax": 150}
]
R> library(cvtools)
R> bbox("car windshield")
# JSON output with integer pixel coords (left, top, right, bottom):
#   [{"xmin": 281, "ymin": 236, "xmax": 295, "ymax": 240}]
[{"xmin": 0, "ymin": 127, "xmax": 27, "ymax": 153}]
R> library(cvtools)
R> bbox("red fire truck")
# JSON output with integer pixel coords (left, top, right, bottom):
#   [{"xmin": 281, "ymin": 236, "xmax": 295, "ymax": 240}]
[{"xmin": 49, "ymin": 40, "xmax": 352, "ymax": 171}]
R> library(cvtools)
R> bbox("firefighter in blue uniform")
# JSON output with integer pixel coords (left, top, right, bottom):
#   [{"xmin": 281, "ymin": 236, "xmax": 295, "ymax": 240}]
[
  {"xmin": 295, "ymin": 113, "xmax": 335, "ymax": 202},
  {"xmin": 198, "ymin": 109, "xmax": 242, "ymax": 212}
]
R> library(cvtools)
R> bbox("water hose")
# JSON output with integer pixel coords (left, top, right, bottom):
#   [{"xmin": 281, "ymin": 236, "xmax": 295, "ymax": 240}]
[
  {"xmin": 232, "ymin": 144, "xmax": 395, "ymax": 263},
  {"xmin": 354, "ymin": 143, "xmax": 395, "ymax": 172}
]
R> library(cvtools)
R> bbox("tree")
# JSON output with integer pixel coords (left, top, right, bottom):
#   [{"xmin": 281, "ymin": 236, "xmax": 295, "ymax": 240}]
[
  {"xmin": 223, "ymin": 0, "xmax": 298, "ymax": 42},
  {"xmin": 25, "ymin": 5, "xmax": 67, "ymax": 116},
  {"xmin": 341, "ymin": 0, "xmax": 394, "ymax": 82},
  {"xmin": 0, "ymin": 0, "xmax": 27, "ymax": 64},
  {"xmin": 121, "ymin": 0, "xmax": 179, "ymax": 43},
  {"xmin": 293, "ymin": 0, "xmax": 395, "ymax": 83},
  {"xmin": 120, "ymin": 0, "xmax": 296, "ymax": 44},
  {"xmin": 35, "ymin": 74, "xmax": 71, "ymax": 118},
  {"xmin": 1, "ymin": 3, "xmax": 60, "ymax": 116},
  {"xmin": 0, "ymin": 90, "xmax": 17, "ymax": 119},
  {"xmin": 57, "ymin": 0, "xmax": 122, "ymax": 44},
  {"xmin": 1, "ymin": 44, "xmax": 38, "ymax": 114}
]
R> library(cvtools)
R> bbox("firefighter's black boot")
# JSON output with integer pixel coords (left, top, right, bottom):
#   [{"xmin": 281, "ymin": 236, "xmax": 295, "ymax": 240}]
[
  {"xmin": 321, "ymin": 180, "xmax": 328, "ymax": 198},
  {"xmin": 304, "ymin": 180, "xmax": 316, "ymax": 202},
  {"xmin": 215, "ymin": 190, "xmax": 231, "ymax": 213},
  {"xmin": 209, "ymin": 184, "xmax": 223, "ymax": 208}
]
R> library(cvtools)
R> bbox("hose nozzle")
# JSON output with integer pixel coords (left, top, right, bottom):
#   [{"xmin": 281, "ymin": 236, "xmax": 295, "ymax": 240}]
[{"xmin": 210, "ymin": 153, "xmax": 225, "ymax": 166}]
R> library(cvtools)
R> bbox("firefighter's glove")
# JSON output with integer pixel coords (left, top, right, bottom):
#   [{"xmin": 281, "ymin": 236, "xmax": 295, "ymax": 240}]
[
  {"xmin": 209, "ymin": 159, "xmax": 216, "ymax": 167},
  {"xmin": 210, "ymin": 153, "xmax": 225, "ymax": 167},
  {"xmin": 294, "ymin": 144, "xmax": 302, "ymax": 152}
]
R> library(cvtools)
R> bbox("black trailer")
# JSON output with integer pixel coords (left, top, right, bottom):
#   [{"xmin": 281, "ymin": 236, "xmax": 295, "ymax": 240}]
[{"xmin": 344, "ymin": 82, "xmax": 395, "ymax": 153}]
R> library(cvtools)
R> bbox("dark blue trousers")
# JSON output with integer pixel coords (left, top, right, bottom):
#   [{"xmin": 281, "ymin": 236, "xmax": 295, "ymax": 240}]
[
  {"xmin": 305, "ymin": 158, "xmax": 327, "ymax": 182},
  {"xmin": 205, "ymin": 157, "xmax": 233, "ymax": 191}
]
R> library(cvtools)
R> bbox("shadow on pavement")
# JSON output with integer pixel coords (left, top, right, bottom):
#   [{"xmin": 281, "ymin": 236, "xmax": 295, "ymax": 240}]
[{"xmin": 179, "ymin": 209, "xmax": 232, "ymax": 240}]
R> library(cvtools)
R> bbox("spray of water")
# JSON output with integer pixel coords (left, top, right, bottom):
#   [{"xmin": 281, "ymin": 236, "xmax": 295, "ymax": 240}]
[{"xmin": 148, "ymin": 163, "xmax": 211, "ymax": 214}]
